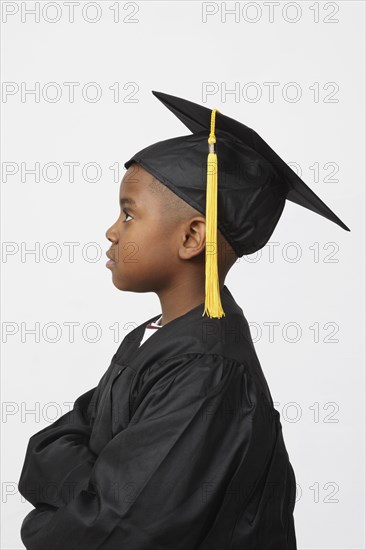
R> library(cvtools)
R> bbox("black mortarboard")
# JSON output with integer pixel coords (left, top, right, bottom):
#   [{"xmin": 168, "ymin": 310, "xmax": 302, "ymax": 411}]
[{"xmin": 124, "ymin": 90, "xmax": 350, "ymax": 319}]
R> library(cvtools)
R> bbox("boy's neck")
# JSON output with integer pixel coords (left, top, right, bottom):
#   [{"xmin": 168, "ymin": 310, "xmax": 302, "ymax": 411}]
[{"xmin": 156, "ymin": 281, "xmax": 225, "ymax": 327}]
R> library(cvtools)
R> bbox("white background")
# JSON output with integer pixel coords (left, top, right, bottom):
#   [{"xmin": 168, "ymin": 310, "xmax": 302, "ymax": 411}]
[{"xmin": 1, "ymin": 1, "xmax": 365, "ymax": 548}]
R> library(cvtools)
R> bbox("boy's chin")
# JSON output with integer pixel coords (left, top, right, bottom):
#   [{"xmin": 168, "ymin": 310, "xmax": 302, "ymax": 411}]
[
  {"xmin": 110, "ymin": 273, "xmax": 154, "ymax": 294},
  {"xmin": 109, "ymin": 272, "xmax": 131, "ymax": 291},
  {"xmin": 110, "ymin": 273, "xmax": 146, "ymax": 293}
]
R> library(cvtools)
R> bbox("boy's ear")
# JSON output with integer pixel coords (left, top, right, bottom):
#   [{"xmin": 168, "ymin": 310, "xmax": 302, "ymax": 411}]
[{"xmin": 178, "ymin": 217, "xmax": 206, "ymax": 261}]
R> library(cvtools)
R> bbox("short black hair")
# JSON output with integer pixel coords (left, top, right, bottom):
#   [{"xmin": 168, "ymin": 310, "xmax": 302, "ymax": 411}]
[{"xmin": 147, "ymin": 173, "xmax": 238, "ymax": 274}]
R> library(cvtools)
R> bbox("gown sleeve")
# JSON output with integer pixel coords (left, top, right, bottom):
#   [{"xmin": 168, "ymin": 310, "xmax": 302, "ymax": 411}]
[
  {"xmin": 19, "ymin": 353, "xmax": 257, "ymax": 550},
  {"xmin": 18, "ymin": 385, "xmax": 99, "ymax": 510}
]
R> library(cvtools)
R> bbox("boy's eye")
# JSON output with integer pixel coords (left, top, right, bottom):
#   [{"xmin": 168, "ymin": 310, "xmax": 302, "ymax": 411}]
[{"xmin": 122, "ymin": 208, "xmax": 133, "ymax": 222}]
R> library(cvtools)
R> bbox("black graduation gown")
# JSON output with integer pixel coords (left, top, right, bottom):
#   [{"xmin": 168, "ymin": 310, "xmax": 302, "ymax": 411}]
[{"xmin": 18, "ymin": 285, "xmax": 297, "ymax": 550}]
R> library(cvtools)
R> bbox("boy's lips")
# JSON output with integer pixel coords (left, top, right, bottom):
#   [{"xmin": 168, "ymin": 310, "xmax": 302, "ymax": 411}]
[{"xmin": 106, "ymin": 249, "xmax": 116, "ymax": 267}]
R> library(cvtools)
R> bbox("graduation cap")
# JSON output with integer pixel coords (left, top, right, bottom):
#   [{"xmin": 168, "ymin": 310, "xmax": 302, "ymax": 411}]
[{"xmin": 124, "ymin": 90, "xmax": 350, "ymax": 320}]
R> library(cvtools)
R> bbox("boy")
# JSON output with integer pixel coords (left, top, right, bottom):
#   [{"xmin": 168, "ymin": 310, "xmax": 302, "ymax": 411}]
[{"xmin": 18, "ymin": 91, "xmax": 350, "ymax": 549}]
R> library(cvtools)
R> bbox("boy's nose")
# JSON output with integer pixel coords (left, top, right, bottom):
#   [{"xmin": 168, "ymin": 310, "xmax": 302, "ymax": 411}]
[{"xmin": 105, "ymin": 223, "xmax": 118, "ymax": 244}]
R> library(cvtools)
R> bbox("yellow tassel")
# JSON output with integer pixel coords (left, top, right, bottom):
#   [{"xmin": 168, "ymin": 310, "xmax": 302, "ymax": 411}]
[{"xmin": 202, "ymin": 109, "xmax": 225, "ymax": 319}]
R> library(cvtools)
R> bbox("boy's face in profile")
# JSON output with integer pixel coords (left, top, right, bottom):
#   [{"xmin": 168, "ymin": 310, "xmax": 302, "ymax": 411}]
[{"xmin": 105, "ymin": 163, "xmax": 178, "ymax": 293}]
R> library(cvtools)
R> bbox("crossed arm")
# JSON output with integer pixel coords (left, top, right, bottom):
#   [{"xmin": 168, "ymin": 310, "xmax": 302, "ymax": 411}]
[
  {"xmin": 18, "ymin": 386, "xmax": 99, "ymax": 510},
  {"xmin": 18, "ymin": 354, "xmax": 252, "ymax": 550}
]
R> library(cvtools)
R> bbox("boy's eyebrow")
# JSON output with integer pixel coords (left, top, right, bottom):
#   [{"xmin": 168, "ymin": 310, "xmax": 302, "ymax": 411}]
[{"xmin": 119, "ymin": 197, "xmax": 138, "ymax": 208}]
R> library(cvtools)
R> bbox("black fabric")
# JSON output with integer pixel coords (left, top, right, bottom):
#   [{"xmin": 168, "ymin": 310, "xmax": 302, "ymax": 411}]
[
  {"xmin": 18, "ymin": 285, "xmax": 297, "ymax": 549},
  {"xmin": 124, "ymin": 90, "xmax": 350, "ymax": 257}
]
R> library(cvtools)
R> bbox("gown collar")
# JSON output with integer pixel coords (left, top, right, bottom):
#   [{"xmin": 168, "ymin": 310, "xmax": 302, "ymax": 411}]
[{"xmin": 120, "ymin": 285, "xmax": 239, "ymax": 365}]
